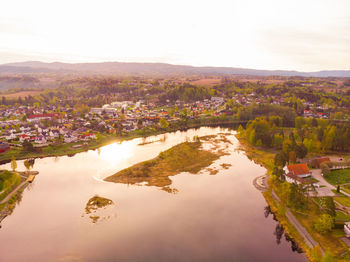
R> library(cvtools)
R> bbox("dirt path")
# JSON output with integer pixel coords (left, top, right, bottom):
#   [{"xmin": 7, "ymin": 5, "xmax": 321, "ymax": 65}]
[
  {"xmin": 0, "ymin": 181, "xmax": 28, "ymax": 205},
  {"xmin": 271, "ymin": 190, "xmax": 324, "ymax": 254}
]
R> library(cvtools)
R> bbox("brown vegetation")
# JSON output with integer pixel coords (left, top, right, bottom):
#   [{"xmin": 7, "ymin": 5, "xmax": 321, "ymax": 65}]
[
  {"xmin": 1, "ymin": 91, "xmax": 43, "ymax": 98},
  {"xmin": 105, "ymin": 137, "xmax": 227, "ymax": 191}
]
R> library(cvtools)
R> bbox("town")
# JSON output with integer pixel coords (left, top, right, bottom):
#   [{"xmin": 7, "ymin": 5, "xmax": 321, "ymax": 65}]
[{"xmin": 0, "ymin": 75, "xmax": 344, "ymax": 162}]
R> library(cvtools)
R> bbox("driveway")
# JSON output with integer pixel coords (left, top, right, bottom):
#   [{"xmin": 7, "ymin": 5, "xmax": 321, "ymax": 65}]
[
  {"xmin": 311, "ymin": 169, "xmax": 350, "ymax": 197},
  {"xmin": 311, "ymin": 169, "xmax": 336, "ymax": 196}
]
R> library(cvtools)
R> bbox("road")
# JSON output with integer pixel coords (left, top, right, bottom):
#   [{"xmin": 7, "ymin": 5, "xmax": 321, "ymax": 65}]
[{"xmin": 311, "ymin": 169, "xmax": 350, "ymax": 197}]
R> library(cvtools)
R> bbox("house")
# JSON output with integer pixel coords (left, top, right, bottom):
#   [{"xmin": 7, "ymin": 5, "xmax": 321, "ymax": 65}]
[
  {"xmin": 64, "ymin": 133, "xmax": 78, "ymax": 143},
  {"xmin": 19, "ymin": 134, "xmax": 30, "ymax": 142},
  {"xmin": 211, "ymin": 97, "xmax": 224, "ymax": 104},
  {"xmin": 283, "ymin": 163, "xmax": 311, "ymax": 184},
  {"xmin": 79, "ymin": 133, "xmax": 96, "ymax": 141},
  {"xmin": 34, "ymin": 135, "xmax": 47, "ymax": 144},
  {"xmin": 5, "ymin": 133, "xmax": 17, "ymax": 141},
  {"xmin": 0, "ymin": 143, "xmax": 10, "ymax": 153},
  {"xmin": 311, "ymin": 157, "xmax": 331, "ymax": 168},
  {"xmin": 27, "ymin": 113, "xmax": 59, "ymax": 122},
  {"xmin": 49, "ymin": 130, "xmax": 60, "ymax": 138}
]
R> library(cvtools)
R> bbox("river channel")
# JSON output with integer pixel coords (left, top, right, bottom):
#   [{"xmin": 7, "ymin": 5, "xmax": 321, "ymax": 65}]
[{"xmin": 0, "ymin": 127, "xmax": 306, "ymax": 262}]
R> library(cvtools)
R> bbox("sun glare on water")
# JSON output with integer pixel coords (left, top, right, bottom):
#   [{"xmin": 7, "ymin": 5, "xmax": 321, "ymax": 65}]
[{"xmin": 98, "ymin": 141, "xmax": 135, "ymax": 164}]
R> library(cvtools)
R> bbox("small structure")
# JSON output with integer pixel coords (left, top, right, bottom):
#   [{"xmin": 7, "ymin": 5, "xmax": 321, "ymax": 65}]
[
  {"xmin": 311, "ymin": 157, "xmax": 331, "ymax": 168},
  {"xmin": 27, "ymin": 175, "xmax": 35, "ymax": 183},
  {"xmin": 284, "ymin": 163, "xmax": 311, "ymax": 184},
  {"xmin": 0, "ymin": 143, "xmax": 10, "ymax": 153},
  {"xmin": 344, "ymin": 222, "xmax": 350, "ymax": 237}
]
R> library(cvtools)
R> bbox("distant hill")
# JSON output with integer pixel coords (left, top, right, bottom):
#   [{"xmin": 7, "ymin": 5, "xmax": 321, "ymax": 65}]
[{"xmin": 1, "ymin": 61, "xmax": 349, "ymax": 77}]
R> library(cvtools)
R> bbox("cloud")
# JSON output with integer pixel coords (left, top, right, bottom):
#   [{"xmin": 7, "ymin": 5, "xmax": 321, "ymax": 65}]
[{"xmin": 258, "ymin": 20, "xmax": 350, "ymax": 71}]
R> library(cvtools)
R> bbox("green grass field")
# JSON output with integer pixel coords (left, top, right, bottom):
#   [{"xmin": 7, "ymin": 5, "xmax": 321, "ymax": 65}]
[
  {"xmin": 0, "ymin": 170, "xmax": 21, "ymax": 201},
  {"xmin": 324, "ymin": 168, "xmax": 350, "ymax": 185},
  {"xmin": 336, "ymin": 211, "xmax": 350, "ymax": 220},
  {"xmin": 334, "ymin": 196, "xmax": 350, "ymax": 207}
]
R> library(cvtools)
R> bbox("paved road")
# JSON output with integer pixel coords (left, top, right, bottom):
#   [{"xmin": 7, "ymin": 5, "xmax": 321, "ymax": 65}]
[
  {"xmin": 311, "ymin": 169, "xmax": 350, "ymax": 197},
  {"xmin": 0, "ymin": 181, "xmax": 28, "ymax": 205},
  {"xmin": 271, "ymin": 190, "xmax": 324, "ymax": 254}
]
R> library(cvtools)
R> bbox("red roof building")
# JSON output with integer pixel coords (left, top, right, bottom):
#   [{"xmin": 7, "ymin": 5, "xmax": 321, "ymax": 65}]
[
  {"xmin": 285, "ymin": 163, "xmax": 311, "ymax": 178},
  {"xmin": 311, "ymin": 157, "xmax": 331, "ymax": 168}
]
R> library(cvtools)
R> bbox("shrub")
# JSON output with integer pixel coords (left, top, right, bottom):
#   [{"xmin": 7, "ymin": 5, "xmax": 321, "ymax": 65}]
[{"xmin": 314, "ymin": 214, "xmax": 334, "ymax": 234}]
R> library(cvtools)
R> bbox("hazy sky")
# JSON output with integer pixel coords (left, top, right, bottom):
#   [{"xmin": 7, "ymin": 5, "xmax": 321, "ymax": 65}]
[{"xmin": 0, "ymin": 0, "xmax": 349, "ymax": 71}]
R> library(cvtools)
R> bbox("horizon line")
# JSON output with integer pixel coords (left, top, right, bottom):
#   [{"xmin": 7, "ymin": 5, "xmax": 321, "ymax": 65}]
[{"xmin": 1, "ymin": 60, "xmax": 350, "ymax": 74}]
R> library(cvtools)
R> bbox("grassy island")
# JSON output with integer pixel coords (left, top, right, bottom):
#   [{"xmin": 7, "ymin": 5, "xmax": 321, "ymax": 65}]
[{"xmin": 104, "ymin": 138, "xmax": 223, "ymax": 191}]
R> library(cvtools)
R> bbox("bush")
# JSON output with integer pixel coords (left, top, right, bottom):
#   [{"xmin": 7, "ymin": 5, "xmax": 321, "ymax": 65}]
[
  {"xmin": 320, "ymin": 162, "xmax": 330, "ymax": 176},
  {"xmin": 314, "ymin": 214, "xmax": 334, "ymax": 234}
]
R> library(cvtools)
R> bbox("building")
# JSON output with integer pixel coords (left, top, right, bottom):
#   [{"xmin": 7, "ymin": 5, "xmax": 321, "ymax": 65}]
[
  {"xmin": 27, "ymin": 113, "xmax": 59, "ymax": 122},
  {"xmin": 0, "ymin": 143, "xmax": 10, "ymax": 153},
  {"xmin": 311, "ymin": 157, "xmax": 331, "ymax": 168},
  {"xmin": 211, "ymin": 97, "xmax": 224, "ymax": 104},
  {"xmin": 344, "ymin": 222, "xmax": 350, "ymax": 237},
  {"xmin": 283, "ymin": 163, "xmax": 311, "ymax": 184}
]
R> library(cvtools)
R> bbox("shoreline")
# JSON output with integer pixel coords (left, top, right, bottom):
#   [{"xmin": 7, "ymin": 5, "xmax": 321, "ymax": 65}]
[
  {"xmin": 0, "ymin": 118, "xmax": 246, "ymax": 164},
  {"xmin": 235, "ymin": 134, "xmax": 317, "ymax": 261},
  {"xmin": 0, "ymin": 171, "xmax": 37, "ymax": 226}
]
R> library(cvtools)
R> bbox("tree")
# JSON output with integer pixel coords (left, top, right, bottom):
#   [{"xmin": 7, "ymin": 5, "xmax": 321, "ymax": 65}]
[
  {"xmin": 320, "ymin": 197, "xmax": 336, "ymax": 217},
  {"xmin": 269, "ymin": 116, "xmax": 282, "ymax": 127},
  {"xmin": 322, "ymin": 252, "xmax": 334, "ymax": 262},
  {"xmin": 11, "ymin": 156, "xmax": 17, "ymax": 172},
  {"xmin": 288, "ymin": 183, "xmax": 307, "ymax": 211},
  {"xmin": 274, "ymin": 152, "xmax": 288, "ymax": 167},
  {"xmin": 295, "ymin": 116, "xmax": 305, "ymax": 129},
  {"xmin": 237, "ymin": 125, "xmax": 244, "ymax": 134},
  {"xmin": 180, "ymin": 108, "xmax": 189, "ymax": 119},
  {"xmin": 24, "ymin": 160, "xmax": 33, "ymax": 174},
  {"xmin": 272, "ymin": 134, "xmax": 283, "ymax": 149},
  {"xmin": 314, "ymin": 214, "xmax": 334, "ymax": 234},
  {"xmin": 295, "ymin": 143, "xmax": 308, "ymax": 159},
  {"xmin": 320, "ymin": 162, "xmax": 330, "ymax": 176},
  {"xmin": 22, "ymin": 140, "xmax": 35, "ymax": 152},
  {"xmin": 159, "ymin": 118, "xmax": 169, "ymax": 129},
  {"xmin": 288, "ymin": 151, "xmax": 297, "ymax": 164},
  {"xmin": 282, "ymin": 139, "xmax": 293, "ymax": 155}
]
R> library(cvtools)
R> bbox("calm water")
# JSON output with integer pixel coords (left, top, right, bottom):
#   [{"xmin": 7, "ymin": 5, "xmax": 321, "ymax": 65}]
[{"xmin": 0, "ymin": 127, "xmax": 306, "ymax": 262}]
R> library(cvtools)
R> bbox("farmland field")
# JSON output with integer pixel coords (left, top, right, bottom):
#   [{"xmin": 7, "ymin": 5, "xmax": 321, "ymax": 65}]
[{"xmin": 0, "ymin": 91, "xmax": 43, "ymax": 98}]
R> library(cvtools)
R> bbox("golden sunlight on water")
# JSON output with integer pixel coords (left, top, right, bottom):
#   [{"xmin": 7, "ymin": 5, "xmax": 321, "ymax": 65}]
[
  {"xmin": 0, "ymin": 127, "xmax": 306, "ymax": 262},
  {"xmin": 98, "ymin": 140, "xmax": 136, "ymax": 164}
]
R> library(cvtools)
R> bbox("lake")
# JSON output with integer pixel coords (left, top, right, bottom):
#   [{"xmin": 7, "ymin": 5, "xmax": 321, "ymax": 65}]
[{"xmin": 0, "ymin": 127, "xmax": 306, "ymax": 262}]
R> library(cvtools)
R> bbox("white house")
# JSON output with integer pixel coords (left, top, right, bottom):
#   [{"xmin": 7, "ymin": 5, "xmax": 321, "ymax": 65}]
[
  {"xmin": 283, "ymin": 164, "xmax": 311, "ymax": 184},
  {"xmin": 35, "ymin": 135, "xmax": 47, "ymax": 144}
]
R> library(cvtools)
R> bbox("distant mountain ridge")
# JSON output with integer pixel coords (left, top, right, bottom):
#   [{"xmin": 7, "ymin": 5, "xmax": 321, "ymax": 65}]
[{"xmin": 1, "ymin": 61, "xmax": 349, "ymax": 77}]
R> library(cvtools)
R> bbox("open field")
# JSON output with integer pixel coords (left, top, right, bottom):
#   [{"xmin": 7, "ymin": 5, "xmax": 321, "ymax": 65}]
[
  {"xmin": 325, "ymin": 168, "xmax": 350, "ymax": 185},
  {"xmin": 334, "ymin": 196, "xmax": 350, "ymax": 207},
  {"xmin": 190, "ymin": 78, "xmax": 221, "ymax": 86},
  {"xmin": 1, "ymin": 91, "xmax": 43, "ymax": 98}
]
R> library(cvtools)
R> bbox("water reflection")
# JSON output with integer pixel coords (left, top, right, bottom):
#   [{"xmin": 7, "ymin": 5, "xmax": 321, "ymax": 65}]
[
  {"xmin": 83, "ymin": 195, "xmax": 115, "ymax": 224},
  {"xmin": 0, "ymin": 127, "xmax": 306, "ymax": 262},
  {"xmin": 264, "ymin": 205, "xmax": 303, "ymax": 253}
]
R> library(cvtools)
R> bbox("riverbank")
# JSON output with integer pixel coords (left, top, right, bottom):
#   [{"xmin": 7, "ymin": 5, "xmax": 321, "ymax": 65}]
[
  {"xmin": 0, "ymin": 118, "xmax": 247, "ymax": 164},
  {"xmin": 235, "ymin": 133, "xmax": 350, "ymax": 262},
  {"xmin": 0, "ymin": 170, "xmax": 37, "ymax": 226}
]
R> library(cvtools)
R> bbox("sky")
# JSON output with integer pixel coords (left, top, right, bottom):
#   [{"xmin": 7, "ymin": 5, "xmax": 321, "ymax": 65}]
[{"xmin": 0, "ymin": 0, "xmax": 349, "ymax": 71}]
